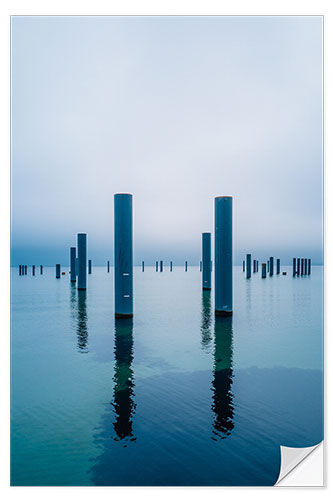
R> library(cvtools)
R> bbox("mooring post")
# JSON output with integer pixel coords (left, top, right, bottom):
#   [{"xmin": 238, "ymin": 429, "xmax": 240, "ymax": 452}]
[
  {"xmin": 19, "ymin": 265, "xmax": 21, "ymax": 275},
  {"xmin": 297, "ymin": 258, "xmax": 300, "ymax": 276},
  {"xmin": 262, "ymin": 263, "xmax": 267, "ymax": 278},
  {"xmin": 77, "ymin": 233, "xmax": 87, "ymax": 290},
  {"xmin": 170, "ymin": 261, "xmax": 173, "ymax": 272},
  {"xmin": 301, "ymin": 258, "xmax": 304, "ymax": 276},
  {"xmin": 267, "ymin": 260, "xmax": 269, "ymax": 273},
  {"xmin": 202, "ymin": 232, "xmax": 211, "ymax": 290},
  {"xmin": 293, "ymin": 258, "xmax": 296, "ymax": 277},
  {"xmin": 70, "ymin": 247, "xmax": 76, "ymax": 282},
  {"xmin": 114, "ymin": 193, "xmax": 133, "ymax": 318},
  {"xmin": 308, "ymin": 258, "xmax": 311, "ymax": 275},
  {"xmin": 160, "ymin": 260, "xmax": 163, "ymax": 272},
  {"xmin": 56, "ymin": 264, "xmax": 61, "ymax": 279},
  {"xmin": 107, "ymin": 260, "xmax": 110, "ymax": 273},
  {"xmin": 185, "ymin": 261, "xmax": 188, "ymax": 272},
  {"xmin": 40, "ymin": 265, "xmax": 43, "ymax": 275},
  {"xmin": 32, "ymin": 265, "xmax": 35, "ymax": 276},
  {"xmin": 304, "ymin": 258, "xmax": 308, "ymax": 275},
  {"xmin": 246, "ymin": 254, "xmax": 251, "ymax": 279},
  {"xmin": 25, "ymin": 265, "xmax": 27, "ymax": 275},
  {"xmin": 155, "ymin": 261, "xmax": 158, "ymax": 272},
  {"xmin": 253, "ymin": 259, "xmax": 256, "ymax": 274},
  {"xmin": 88, "ymin": 259, "xmax": 92, "ymax": 274},
  {"xmin": 142, "ymin": 261, "xmax": 144, "ymax": 272},
  {"xmin": 242, "ymin": 260, "xmax": 245, "ymax": 272},
  {"xmin": 277, "ymin": 259, "xmax": 280, "ymax": 275},
  {"xmin": 269, "ymin": 257, "xmax": 273, "ymax": 276},
  {"xmin": 215, "ymin": 196, "xmax": 232, "ymax": 316}
]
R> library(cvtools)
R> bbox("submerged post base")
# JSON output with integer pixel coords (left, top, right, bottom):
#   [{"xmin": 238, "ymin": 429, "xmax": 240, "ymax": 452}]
[
  {"xmin": 215, "ymin": 309, "xmax": 232, "ymax": 317},
  {"xmin": 115, "ymin": 312, "xmax": 134, "ymax": 319}
]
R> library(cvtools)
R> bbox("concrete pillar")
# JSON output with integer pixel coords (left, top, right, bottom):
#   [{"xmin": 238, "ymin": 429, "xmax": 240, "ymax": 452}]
[
  {"xmin": 202, "ymin": 232, "xmax": 211, "ymax": 290},
  {"xmin": 142, "ymin": 261, "xmax": 144, "ymax": 272},
  {"xmin": 246, "ymin": 254, "xmax": 251, "ymax": 279},
  {"xmin": 262, "ymin": 262, "xmax": 267, "ymax": 278},
  {"xmin": 293, "ymin": 258, "xmax": 296, "ymax": 277},
  {"xmin": 107, "ymin": 260, "xmax": 110, "ymax": 273},
  {"xmin": 304, "ymin": 258, "xmax": 308, "ymax": 275},
  {"xmin": 308, "ymin": 259, "xmax": 311, "ymax": 275},
  {"xmin": 269, "ymin": 257, "xmax": 273, "ymax": 276},
  {"xmin": 56, "ymin": 264, "xmax": 61, "ymax": 278},
  {"xmin": 297, "ymin": 258, "xmax": 300, "ymax": 276},
  {"xmin": 32, "ymin": 265, "xmax": 35, "ymax": 276},
  {"xmin": 70, "ymin": 247, "xmax": 76, "ymax": 282},
  {"xmin": 170, "ymin": 261, "xmax": 173, "ymax": 272},
  {"xmin": 77, "ymin": 233, "xmax": 87, "ymax": 290},
  {"xmin": 114, "ymin": 193, "xmax": 133, "ymax": 318},
  {"xmin": 185, "ymin": 261, "xmax": 188, "ymax": 272},
  {"xmin": 301, "ymin": 258, "xmax": 304, "ymax": 276},
  {"xmin": 156, "ymin": 261, "xmax": 158, "ymax": 272},
  {"xmin": 88, "ymin": 259, "xmax": 92, "ymax": 274},
  {"xmin": 215, "ymin": 196, "xmax": 232, "ymax": 316},
  {"xmin": 160, "ymin": 260, "xmax": 163, "ymax": 272},
  {"xmin": 276, "ymin": 259, "xmax": 280, "ymax": 275},
  {"xmin": 242, "ymin": 260, "xmax": 245, "ymax": 272},
  {"xmin": 40, "ymin": 265, "xmax": 43, "ymax": 275}
]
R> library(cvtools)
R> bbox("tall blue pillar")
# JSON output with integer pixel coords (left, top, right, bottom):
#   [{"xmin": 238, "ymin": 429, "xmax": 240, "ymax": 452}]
[
  {"xmin": 114, "ymin": 193, "xmax": 133, "ymax": 319},
  {"xmin": 70, "ymin": 247, "xmax": 76, "ymax": 282},
  {"xmin": 56, "ymin": 264, "xmax": 61, "ymax": 278},
  {"xmin": 308, "ymin": 259, "xmax": 311, "ymax": 274},
  {"xmin": 277, "ymin": 258, "xmax": 280, "ymax": 275},
  {"xmin": 215, "ymin": 196, "xmax": 232, "ymax": 316},
  {"xmin": 88, "ymin": 259, "xmax": 92, "ymax": 274},
  {"xmin": 160, "ymin": 260, "xmax": 163, "ymax": 272},
  {"xmin": 142, "ymin": 261, "xmax": 144, "ymax": 272},
  {"xmin": 269, "ymin": 257, "xmax": 273, "ymax": 276},
  {"xmin": 202, "ymin": 232, "xmax": 211, "ymax": 290},
  {"xmin": 246, "ymin": 254, "xmax": 251, "ymax": 279},
  {"xmin": 77, "ymin": 233, "xmax": 87, "ymax": 290},
  {"xmin": 262, "ymin": 263, "xmax": 267, "ymax": 278},
  {"xmin": 293, "ymin": 258, "xmax": 296, "ymax": 277},
  {"xmin": 170, "ymin": 261, "xmax": 173, "ymax": 272},
  {"xmin": 185, "ymin": 261, "xmax": 188, "ymax": 272}
]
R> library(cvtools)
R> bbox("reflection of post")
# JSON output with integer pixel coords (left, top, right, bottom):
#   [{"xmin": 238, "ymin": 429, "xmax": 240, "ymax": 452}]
[
  {"xmin": 211, "ymin": 317, "xmax": 234, "ymax": 440},
  {"xmin": 200, "ymin": 290, "xmax": 212, "ymax": 350},
  {"xmin": 77, "ymin": 290, "xmax": 88, "ymax": 352},
  {"xmin": 112, "ymin": 318, "xmax": 136, "ymax": 442}
]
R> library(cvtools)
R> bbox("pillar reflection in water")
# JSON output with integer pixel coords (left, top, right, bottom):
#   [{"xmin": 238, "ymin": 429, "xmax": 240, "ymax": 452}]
[
  {"xmin": 211, "ymin": 316, "xmax": 234, "ymax": 440},
  {"xmin": 112, "ymin": 318, "xmax": 136, "ymax": 443},
  {"xmin": 77, "ymin": 290, "xmax": 88, "ymax": 353},
  {"xmin": 200, "ymin": 290, "xmax": 213, "ymax": 351}
]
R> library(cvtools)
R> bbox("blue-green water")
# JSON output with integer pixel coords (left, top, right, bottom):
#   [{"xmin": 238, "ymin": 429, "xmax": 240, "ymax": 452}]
[{"xmin": 11, "ymin": 266, "xmax": 323, "ymax": 486}]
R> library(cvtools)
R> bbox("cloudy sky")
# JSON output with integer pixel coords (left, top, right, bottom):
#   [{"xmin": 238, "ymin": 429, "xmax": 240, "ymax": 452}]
[{"xmin": 11, "ymin": 16, "xmax": 323, "ymax": 265}]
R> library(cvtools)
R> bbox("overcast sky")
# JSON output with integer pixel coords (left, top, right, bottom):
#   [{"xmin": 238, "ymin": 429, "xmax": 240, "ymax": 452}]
[{"xmin": 11, "ymin": 16, "xmax": 323, "ymax": 265}]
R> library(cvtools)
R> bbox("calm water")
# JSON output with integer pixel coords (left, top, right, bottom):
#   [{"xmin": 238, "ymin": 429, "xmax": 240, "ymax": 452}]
[{"xmin": 11, "ymin": 265, "xmax": 323, "ymax": 486}]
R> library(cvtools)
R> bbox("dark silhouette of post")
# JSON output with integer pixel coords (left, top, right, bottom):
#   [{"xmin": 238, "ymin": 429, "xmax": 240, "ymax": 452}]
[
  {"xmin": 185, "ymin": 261, "xmax": 188, "ymax": 272},
  {"xmin": 308, "ymin": 259, "xmax": 311, "ymax": 274},
  {"xmin": 19, "ymin": 265, "xmax": 22, "ymax": 275},
  {"xmin": 155, "ymin": 261, "xmax": 158, "ymax": 272},
  {"xmin": 170, "ymin": 261, "xmax": 173, "ymax": 272},
  {"xmin": 277, "ymin": 258, "xmax": 280, "ymax": 275},
  {"xmin": 304, "ymin": 258, "xmax": 308, "ymax": 275},
  {"xmin": 70, "ymin": 247, "xmax": 76, "ymax": 282},
  {"xmin": 56, "ymin": 264, "xmax": 61, "ymax": 278},
  {"xmin": 32, "ymin": 265, "xmax": 35, "ymax": 276},
  {"xmin": 77, "ymin": 233, "xmax": 87, "ymax": 290},
  {"xmin": 246, "ymin": 254, "xmax": 251, "ymax": 279},
  {"xmin": 301, "ymin": 258, "xmax": 304, "ymax": 276},
  {"xmin": 88, "ymin": 259, "xmax": 92, "ymax": 274},
  {"xmin": 142, "ymin": 261, "xmax": 144, "ymax": 272},
  {"xmin": 40, "ymin": 265, "xmax": 43, "ymax": 275},
  {"xmin": 267, "ymin": 260, "xmax": 270, "ymax": 273},
  {"xmin": 25, "ymin": 265, "xmax": 27, "ymax": 275},
  {"xmin": 114, "ymin": 193, "xmax": 133, "ymax": 318},
  {"xmin": 293, "ymin": 258, "xmax": 296, "ymax": 277},
  {"xmin": 297, "ymin": 258, "xmax": 300, "ymax": 276},
  {"xmin": 202, "ymin": 232, "xmax": 211, "ymax": 290},
  {"xmin": 262, "ymin": 262, "xmax": 267, "ymax": 278},
  {"xmin": 160, "ymin": 260, "xmax": 163, "ymax": 272},
  {"xmin": 107, "ymin": 260, "xmax": 110, "ymax": 273},
  {"xmin": 215, "ymin": 196, "xmax": 232, "ymax": 316},
  {"xmin": 269, "ymin": 257, "xmax": 274, "ymax": 276},
  {"xmin": 242, "ymin": 260, "xmax": 245, "ymax": 272}
]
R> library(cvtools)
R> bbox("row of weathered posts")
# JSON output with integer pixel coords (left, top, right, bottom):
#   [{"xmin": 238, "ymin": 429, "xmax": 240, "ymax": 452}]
[
  {"xmin": 292, "ymin": 257, "xmax": 311, "ymax": 277},
  {"xmin": 17, "ymin": 193, "xmax": 312, "ymax": 320}
]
